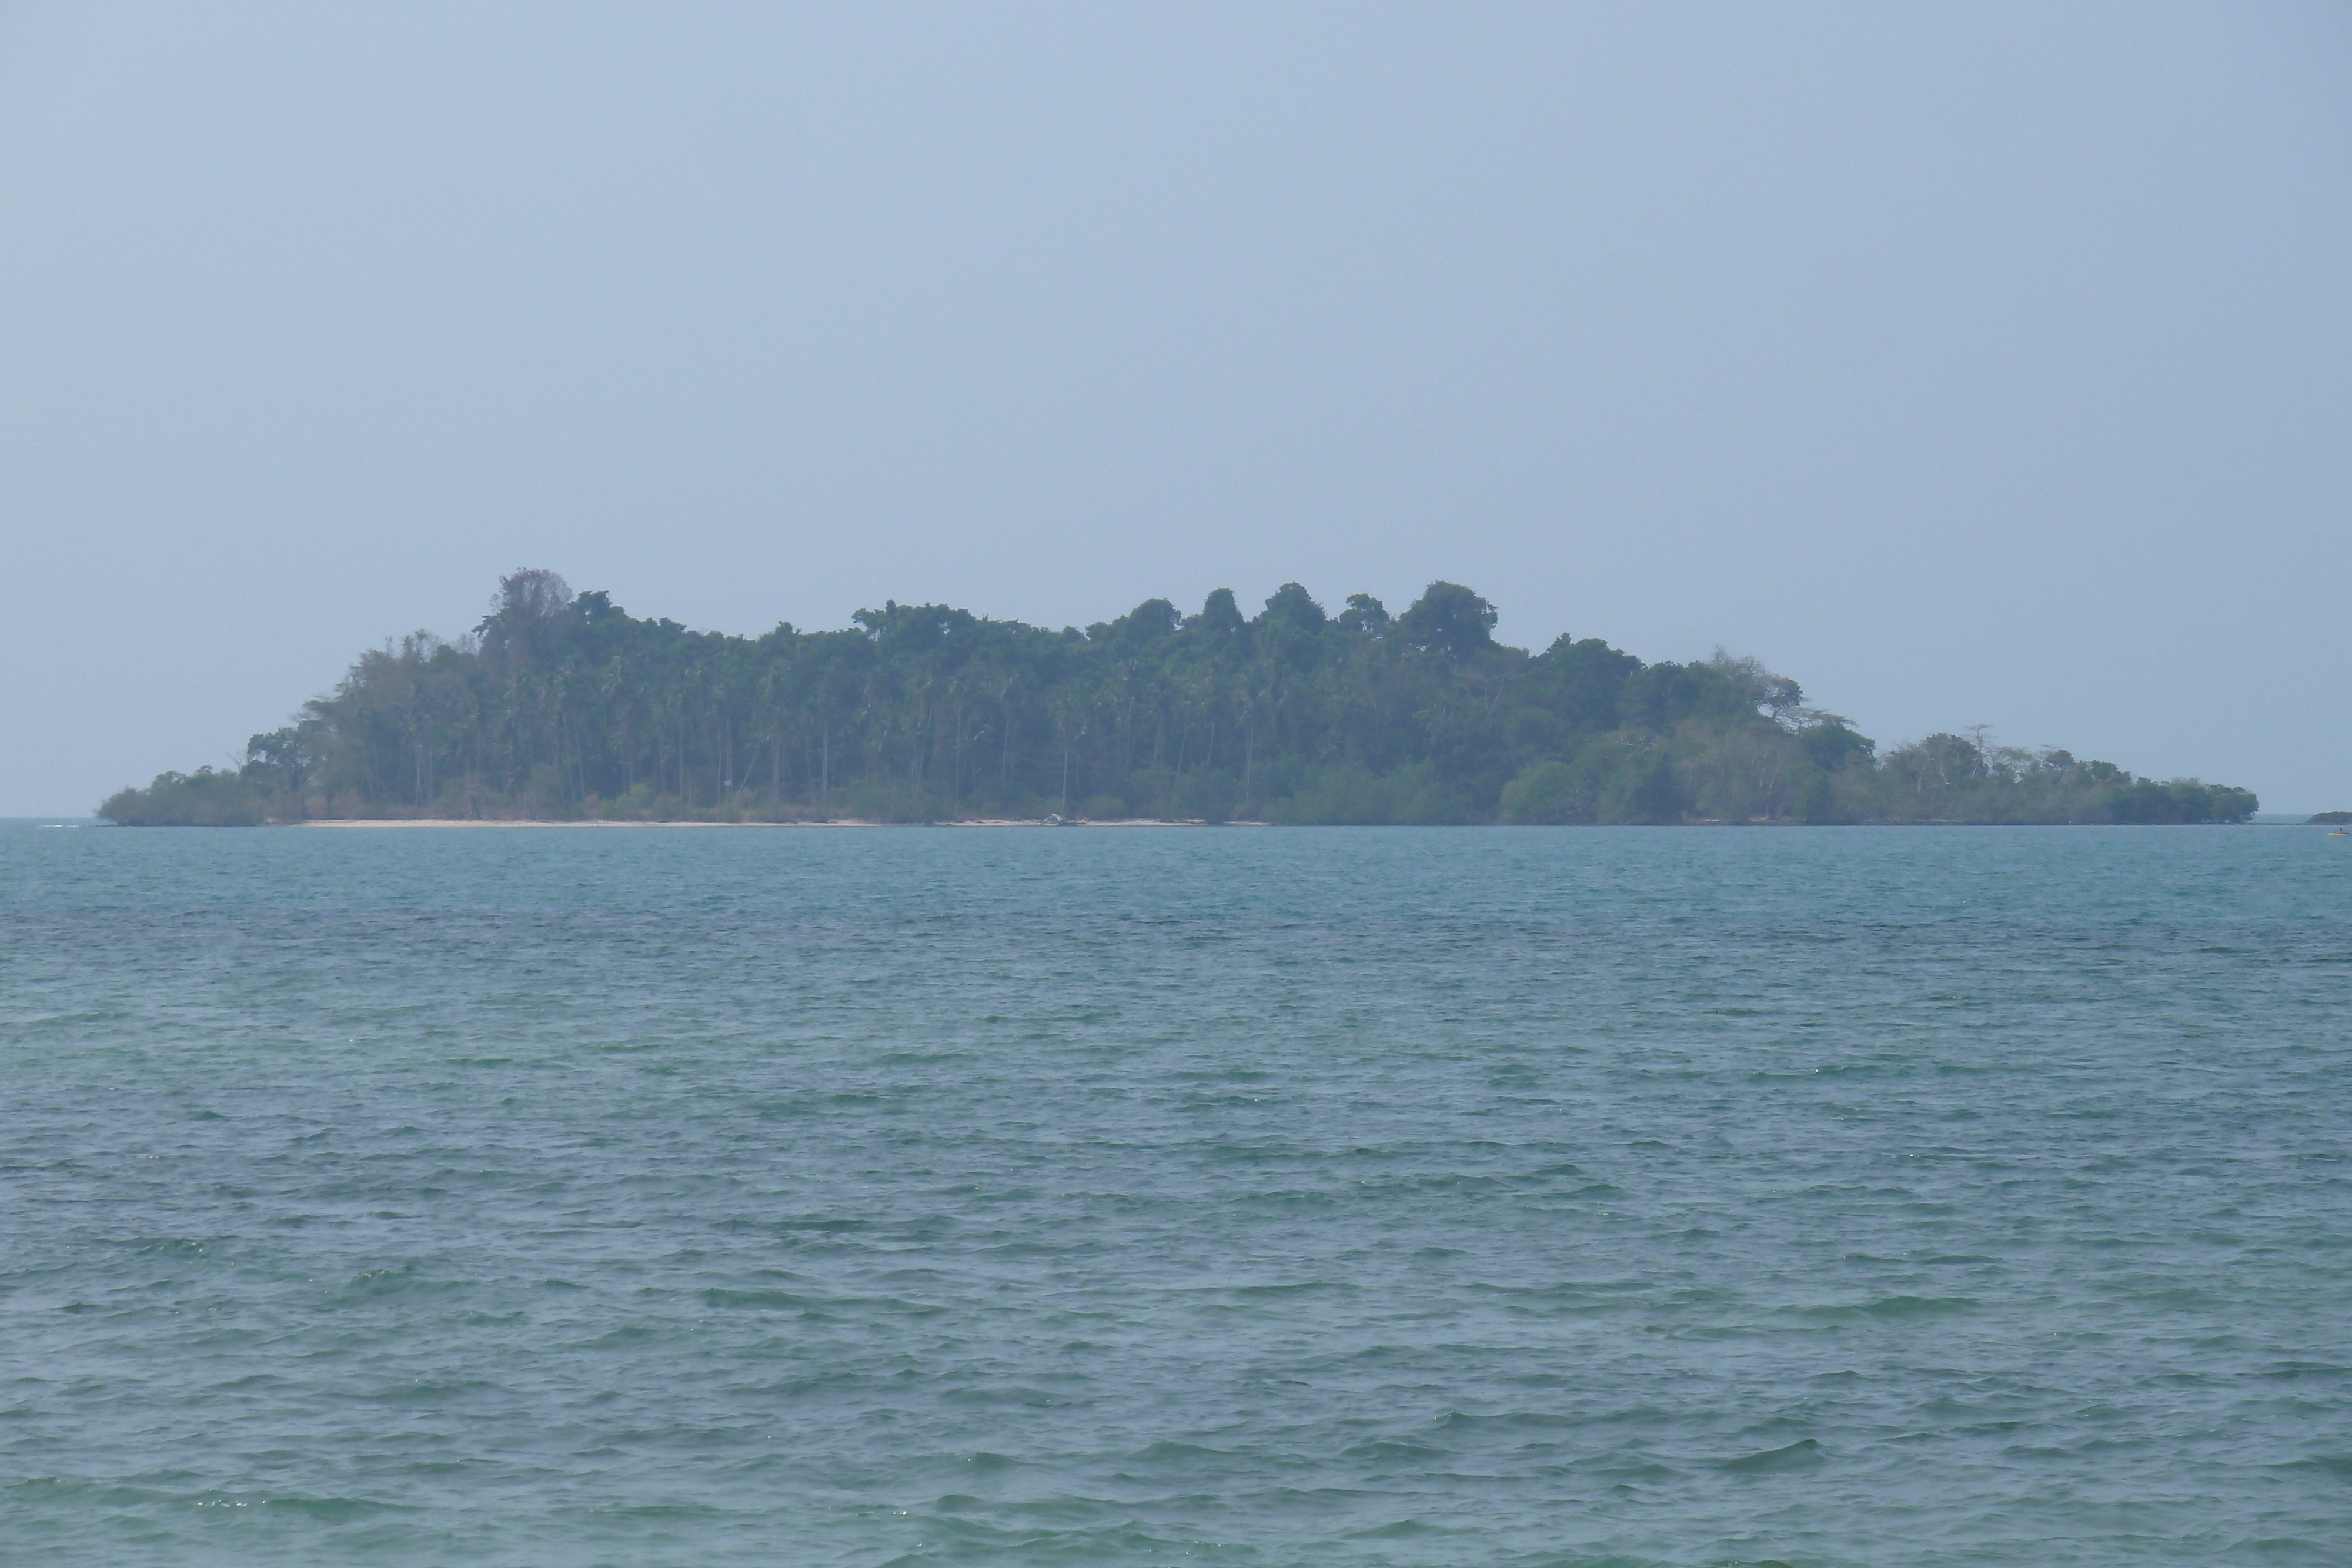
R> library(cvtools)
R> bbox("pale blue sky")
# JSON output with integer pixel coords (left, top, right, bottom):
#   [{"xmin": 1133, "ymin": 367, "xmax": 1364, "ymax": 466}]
[{"xmin": 4, "ymin": 3, "xmax": 2347, "ymax": 814}]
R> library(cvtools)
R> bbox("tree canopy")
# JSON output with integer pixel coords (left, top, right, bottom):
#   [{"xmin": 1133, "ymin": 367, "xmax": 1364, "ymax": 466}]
[{"xmin": 99, "ymin": 571, "xmax": 2256, "ymax": 827}]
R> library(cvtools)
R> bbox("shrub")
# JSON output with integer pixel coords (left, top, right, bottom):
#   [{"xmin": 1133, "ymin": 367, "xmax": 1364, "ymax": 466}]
[{"xmin": 98, "ymin": 768, "xmax": 268, "ymax": 825}]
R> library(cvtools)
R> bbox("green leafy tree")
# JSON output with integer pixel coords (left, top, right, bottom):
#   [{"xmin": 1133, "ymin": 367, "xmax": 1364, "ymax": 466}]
[{"xmin": 1396, "ymin": 581, "xmax": 1497, "ymax": 660}]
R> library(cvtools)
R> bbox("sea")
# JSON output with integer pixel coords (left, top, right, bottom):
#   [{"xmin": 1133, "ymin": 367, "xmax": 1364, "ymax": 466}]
[{"xmin": 3, "ymin": 820, "xmax": 2347, "ymax": 1566}]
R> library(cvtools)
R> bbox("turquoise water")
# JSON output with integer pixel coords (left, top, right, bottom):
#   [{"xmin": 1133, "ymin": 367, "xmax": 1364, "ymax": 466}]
[{"xmin": 4, "ymin": 822, "xmax": 2348, "ymax": 1566}]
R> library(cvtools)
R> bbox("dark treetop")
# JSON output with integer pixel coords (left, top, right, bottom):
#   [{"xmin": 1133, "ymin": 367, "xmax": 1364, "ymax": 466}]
[{"xmin": 100, "ymin": 571, "xmax": 2256, "ymax": 826}]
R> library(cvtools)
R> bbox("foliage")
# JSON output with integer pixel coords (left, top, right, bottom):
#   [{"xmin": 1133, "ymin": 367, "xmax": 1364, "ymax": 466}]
[
  {"xmin": 96, "ymin": 571, "xmax": 2257, "ymax": 827},
  {"xmin": 98, "ymin": 767, "xmax": 267, "ymax": 826}
]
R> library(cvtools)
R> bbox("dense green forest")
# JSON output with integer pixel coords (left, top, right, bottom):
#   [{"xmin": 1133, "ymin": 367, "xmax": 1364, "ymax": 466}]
[{"xmin": 100, "ymin": 570, "xmax": 2256, "ymax": 827}]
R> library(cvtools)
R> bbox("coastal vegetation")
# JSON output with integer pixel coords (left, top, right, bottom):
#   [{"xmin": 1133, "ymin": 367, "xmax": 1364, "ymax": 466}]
[{"xmin": 100, "ymin": 571, "xmax": 2256, "ymax": 827}]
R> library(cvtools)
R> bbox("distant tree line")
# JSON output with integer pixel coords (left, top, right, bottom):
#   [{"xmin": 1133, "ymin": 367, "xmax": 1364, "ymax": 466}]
[{"xmin": 99, "ymin": 570, "xmax": 2257, "ymax": 827}]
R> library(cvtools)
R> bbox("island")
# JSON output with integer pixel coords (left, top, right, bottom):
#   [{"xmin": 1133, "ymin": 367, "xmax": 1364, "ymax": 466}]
[{"xmin": 100, "ymin": 571, "xmax": 2257, "ymax": 827}]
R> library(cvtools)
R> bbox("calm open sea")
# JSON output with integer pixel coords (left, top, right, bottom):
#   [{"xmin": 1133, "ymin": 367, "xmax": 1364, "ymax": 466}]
[{"xmin": 3, "ymin": 821, "xmax": 2347, "ymax": 1566}]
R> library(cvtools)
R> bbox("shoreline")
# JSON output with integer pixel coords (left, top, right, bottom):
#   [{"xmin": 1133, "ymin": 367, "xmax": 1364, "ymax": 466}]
[
  {"xmin": 298, "ymin": 817, "xmax": 1250, "ymax": 829},
  {"xmin": 261, "ymin": 817, "xmax": 2306, "ymax": 830}
]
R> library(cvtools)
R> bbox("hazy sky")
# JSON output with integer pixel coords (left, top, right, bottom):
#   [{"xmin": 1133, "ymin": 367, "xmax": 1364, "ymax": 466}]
[{"xmin": 5, "ymin": 2, "xmax": 2348, "ymax": 815}]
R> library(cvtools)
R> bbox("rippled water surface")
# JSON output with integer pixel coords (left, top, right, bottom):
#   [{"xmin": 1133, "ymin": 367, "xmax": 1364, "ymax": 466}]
[{"xmin": 4, "ymin": 821, "xmax": 2348, "ymax": 1566}]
